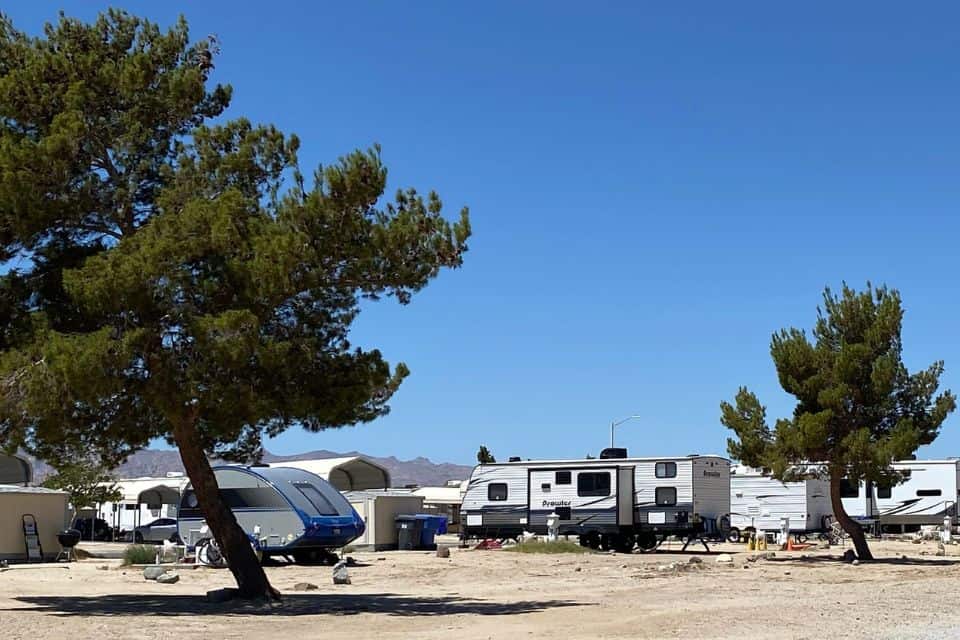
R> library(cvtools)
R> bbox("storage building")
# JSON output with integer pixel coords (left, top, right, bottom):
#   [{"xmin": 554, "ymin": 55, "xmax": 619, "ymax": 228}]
[
  {"xmin": 0, "ymin": 485, "xmax": 70, "ymax": 562},
  {"xmin": 345, "ymin": 490, "xmax": 424, "ymax": 550}
]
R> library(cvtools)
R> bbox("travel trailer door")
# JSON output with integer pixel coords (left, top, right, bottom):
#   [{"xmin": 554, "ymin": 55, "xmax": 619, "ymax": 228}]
[{"xmin": 618, "ymin": 467, "xmax": 635, "ymax": 526}]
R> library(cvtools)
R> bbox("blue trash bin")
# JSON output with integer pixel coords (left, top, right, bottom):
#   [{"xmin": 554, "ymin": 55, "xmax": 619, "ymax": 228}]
[{"xmin": 413, "ymin": 514, "xmax": 448, "ymax": 550}]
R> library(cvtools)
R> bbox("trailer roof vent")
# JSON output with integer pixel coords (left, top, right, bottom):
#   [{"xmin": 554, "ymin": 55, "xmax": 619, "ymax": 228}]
[
  {"xmin": 507, "ymin": 456, "xmax": 521, "ymax": 462},
  {"xmin": 599, "ymin": 447, "xmax": 627, "ymax": 459}
]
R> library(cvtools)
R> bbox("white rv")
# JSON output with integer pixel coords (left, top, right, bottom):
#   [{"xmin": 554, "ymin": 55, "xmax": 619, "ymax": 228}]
[
  {"xmin": 841, "ymin": 459, "xmax": 960, "ymax": 532},
  {"xmin": 729, "ymin": 465, "xmax": 833, "ymax": 541},
  {"xmin": 460, "ymin": 450, "xmax": 730, "ymax": 552}
]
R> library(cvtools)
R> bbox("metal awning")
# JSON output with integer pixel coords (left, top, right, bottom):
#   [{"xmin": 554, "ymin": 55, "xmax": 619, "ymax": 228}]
[
  {"xmin": 267, "ymin": 456, "xmax": 391, "ymax": 491},
  {"xmin": 0, "ymin": 454, "xmax": 31, "ymax": 486}
]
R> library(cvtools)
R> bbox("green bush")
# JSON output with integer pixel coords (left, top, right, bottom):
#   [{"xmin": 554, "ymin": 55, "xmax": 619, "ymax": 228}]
[
  {"xmin": 122, "ymin": 544, "xmax": 158, "ymax": 565},
  {"xmin": 503, "ymin": 539, "xmax": 592, "ymax": 554}
]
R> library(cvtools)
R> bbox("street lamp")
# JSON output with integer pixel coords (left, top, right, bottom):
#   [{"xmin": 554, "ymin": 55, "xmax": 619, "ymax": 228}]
[{"xmin": 610, "ymin": 415, "xmax": 641, "ymax": 448}]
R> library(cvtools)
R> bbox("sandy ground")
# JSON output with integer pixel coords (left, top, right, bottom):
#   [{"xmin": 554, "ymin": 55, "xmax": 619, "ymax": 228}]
[{"xmin": 3, "ymin": 539, "xmax": 960, "ymax": 640}]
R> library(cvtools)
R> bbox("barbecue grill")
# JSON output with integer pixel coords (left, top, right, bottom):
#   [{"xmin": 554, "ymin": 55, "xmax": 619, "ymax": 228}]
[{"xmin": 56, "ymin": 528, "xmax": 81, "ymax": 562}]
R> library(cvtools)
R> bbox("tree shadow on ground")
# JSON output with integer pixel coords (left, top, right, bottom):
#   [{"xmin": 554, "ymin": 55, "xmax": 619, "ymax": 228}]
[
  {"xmin": 765, "ymin": 555, "xmax": 960, "ymax": 567},
  {"xmin": 8, "ymin": 593, "xmax": 583, "ymax": 617}
]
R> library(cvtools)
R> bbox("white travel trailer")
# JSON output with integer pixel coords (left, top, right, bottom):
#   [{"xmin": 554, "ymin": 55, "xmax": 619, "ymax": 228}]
[
  {"xmin": 461, "ymin": 450, "xmax": 730, "ymax": 552},
  {"xmin": 841, "ymin": 459, "xmax": 959, "ymax": 532},
  {"xmin": 729, "ymin": 465, "xmax": 833, "ymax": 541}
]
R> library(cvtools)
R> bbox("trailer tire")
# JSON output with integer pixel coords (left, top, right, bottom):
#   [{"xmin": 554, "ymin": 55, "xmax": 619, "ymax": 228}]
[
  {"xmin": 579, "ymin": 532, "xmax": 600, "ymax": 549},
  {"xmin": 293, "ymin": 548, "xmax": 338, "ymax": 566},
  {"xmin": 636, "ymin": 531, "xmax": 658, "ymax": 552},
  {"xmin": 612, "ymin": 533, "xmax": 635, "ymax": 554},
  {"xmin": 727, "ymin": 527, "xmax": 741, "ymax": 543}
]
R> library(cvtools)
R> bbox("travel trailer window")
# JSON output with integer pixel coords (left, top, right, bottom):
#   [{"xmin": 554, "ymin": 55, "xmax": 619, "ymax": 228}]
[
  {"xmin": 655, "ymin": 487, "xmax": 677, "ymax": 506},
  {"xmin": 840, "ymin": 479, "xmax": 859, "ymax": 498},
  {"xmin": 556, "ymin": 471, "xmax": 571, "ymax": 485},
  {"xmin": 655, "ymin": 462, "xmax": 677, "ymax": 478},
  {"xmin": 577, "ymin": 472, "xmax": 611, "ymax": 497},
  {"xmin": 877, "ymin": 486, "xmax": 892, "ymax": 499},
  {"xmin": 292, "ymin": 482, "xmax": 338, "ymax": 515},
  {"xmin": 221, "ymin": 487, "xmax": 288, "ymax": 510},
  {"xmin": 917, "ymin": 489, "xmax": 942, "ymax": 497},
  {"xmin": 488, "ymin": 483, "xmax": 508, "ymax": 501}
]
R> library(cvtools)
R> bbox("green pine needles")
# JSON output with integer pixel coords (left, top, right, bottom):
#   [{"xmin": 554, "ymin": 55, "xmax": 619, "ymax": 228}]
[
  {"xmin": 0, "ymin": 9, "xmax": 470, "ymax": 597},
  {"xmin": 721, "ymin": 284, "xmax": 955, "ymax": 560}
]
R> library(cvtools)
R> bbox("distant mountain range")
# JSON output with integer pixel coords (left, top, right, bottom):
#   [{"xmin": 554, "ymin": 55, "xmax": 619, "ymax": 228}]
[{"xmin": 28, "ymin": 448, "xmax": 474, "ymax": 488}]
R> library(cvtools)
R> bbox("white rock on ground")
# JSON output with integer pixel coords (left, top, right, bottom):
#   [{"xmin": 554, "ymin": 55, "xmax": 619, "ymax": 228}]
[{"xmin": 332, "ymin": 561, "xmax": 351, "ymax": 585}]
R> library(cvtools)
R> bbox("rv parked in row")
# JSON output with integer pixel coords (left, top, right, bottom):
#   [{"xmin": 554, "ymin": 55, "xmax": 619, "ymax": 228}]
[
  {"xmin": 460, "ymin": 449, "xmax": 730, "ymax": 552},
  {"xmin": 842, "ymin": 459, "xmax": 960, "ymax": 533},
  {"xmin": 729, "ymin": 465, "xmax": 833, "ymax": 541}
]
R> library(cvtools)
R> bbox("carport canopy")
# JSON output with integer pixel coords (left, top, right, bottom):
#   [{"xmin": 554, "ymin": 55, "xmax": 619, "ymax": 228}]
[
  {"xmin": 268, "ymin": 457, "xmax": 391, "ymax": 491},
  {"xmin": 0, "ymin": 453, "xmax": 31, "ymax": 486},
  {"xmin": 137, "ymin": 485, "xmax": 181, "ymax": 509}
]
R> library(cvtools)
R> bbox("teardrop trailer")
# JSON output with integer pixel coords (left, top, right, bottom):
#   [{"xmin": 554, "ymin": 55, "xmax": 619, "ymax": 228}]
[
  {"xmin": 460, "ymin": 450, "xmax": 731, "ymax": 552},
  {"xmin": 177, "ymin": 465, "xmax": 365, "ymax": 565}
]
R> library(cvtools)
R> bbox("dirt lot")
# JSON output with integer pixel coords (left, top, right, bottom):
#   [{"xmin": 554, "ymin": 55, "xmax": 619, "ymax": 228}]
[{"xmin": 2, "ymin": 539, "xmax": 960, "ymax": 639}]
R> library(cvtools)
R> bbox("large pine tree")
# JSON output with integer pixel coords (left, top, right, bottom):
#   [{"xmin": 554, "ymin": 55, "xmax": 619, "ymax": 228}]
[{"xmin": 0, "ymin": 10, "xmax": 469, "ymax": 597}]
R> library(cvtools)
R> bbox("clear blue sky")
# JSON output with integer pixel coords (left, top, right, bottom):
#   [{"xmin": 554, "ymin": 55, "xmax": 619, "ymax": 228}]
[{"xmin": 8, "ymin": 2, "xmax": 960, "ymax": 465}]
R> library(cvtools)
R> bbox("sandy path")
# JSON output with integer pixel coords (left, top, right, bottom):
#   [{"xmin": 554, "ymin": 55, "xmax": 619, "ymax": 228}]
[{"xmin": 2, "ymin": 540, "xmax": 960, "ymax": 639}]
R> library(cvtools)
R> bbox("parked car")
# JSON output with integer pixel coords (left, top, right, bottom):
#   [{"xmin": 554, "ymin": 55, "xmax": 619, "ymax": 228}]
[
  {"xmin": 131, "ymin": 518, "xmax": 181, "ymax": 544},
  {"xmin": 72, "ymin": 517, "xmax": 113, "ymax": 541}
]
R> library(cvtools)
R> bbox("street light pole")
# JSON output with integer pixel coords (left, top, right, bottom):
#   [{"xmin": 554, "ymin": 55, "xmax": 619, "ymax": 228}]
[{"xmin": 610, "ymin": 415, "xmax": 641, "ymax": 448}]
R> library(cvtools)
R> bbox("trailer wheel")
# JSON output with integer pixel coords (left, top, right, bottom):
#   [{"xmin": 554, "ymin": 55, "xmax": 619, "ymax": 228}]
[
  {"xmin": 293, "ymin": 548, "xmax": 339, "ymax": 566},
  {"xmin": 579, "ymin": 532, "xmax": 600, "ymax": 549},
  {"xmin": 612, "ymin": 533, "xmax": 635, "ymax": 554},
  {"xmin": 636, "ymin": 531, "xmax": 658, "ymax": 552},
  {"xmin": 727, "ymin": 527, "xmax": 741, "ymax": 543}
]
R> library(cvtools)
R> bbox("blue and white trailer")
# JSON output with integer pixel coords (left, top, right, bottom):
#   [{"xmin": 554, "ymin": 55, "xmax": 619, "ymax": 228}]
[{"xmin": 177, "ymin": 465, "xmax": 364, "ymax": 564}]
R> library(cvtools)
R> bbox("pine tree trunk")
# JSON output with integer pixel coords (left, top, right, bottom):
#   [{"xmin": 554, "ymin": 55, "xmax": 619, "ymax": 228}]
[
  {"xmin": 829, "ymin": 473, "xmax": 874, "ymax": 561},
  {"xmin": 172, "ymin": 418, "xmax": 280, "ymax": 600}
]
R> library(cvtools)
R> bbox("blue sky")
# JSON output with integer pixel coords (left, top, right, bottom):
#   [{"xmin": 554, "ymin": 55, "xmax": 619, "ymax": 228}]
[{"xmin": 7, "ymin": 2, "xmax": 960, "ymax": 465}]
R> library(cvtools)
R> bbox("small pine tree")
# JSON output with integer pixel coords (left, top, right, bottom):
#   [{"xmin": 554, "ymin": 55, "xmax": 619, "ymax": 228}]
[
  {"xmin": 477, "ymin": 445, "xmax": 496, "ymax": 464},
  {"xmin": 721, "ymin": 284, "xmax": 955, "ymax": 560}
]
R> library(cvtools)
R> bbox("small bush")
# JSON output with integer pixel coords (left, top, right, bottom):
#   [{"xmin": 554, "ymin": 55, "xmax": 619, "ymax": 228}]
[
  {"xmin": 503, "ymin": 539, "xmax": 592, "ymax": 554},
  {"xmin": 122, "ymin": 544, "xmax": 157, "ymax": 565}
]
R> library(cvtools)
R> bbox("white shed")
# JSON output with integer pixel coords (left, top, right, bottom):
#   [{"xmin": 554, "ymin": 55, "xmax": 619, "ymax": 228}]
[
  {"xmin": 268, "ymin": 457, "xmax": 391, "ymax": 491},
  {"xmin": 345, "ymin": 490, "xmax": 424, "ymax": 550},
  {"xmin": 0, "ymin": 485, "xmax": 70, "ymax": 561}
]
